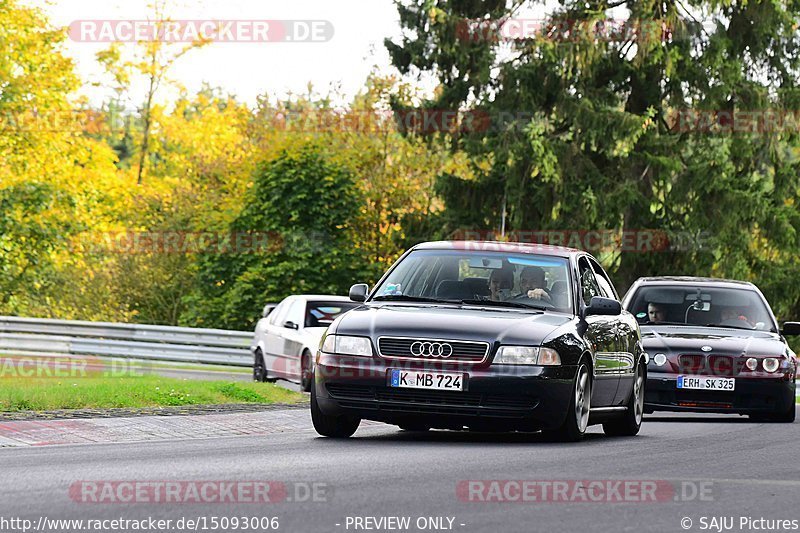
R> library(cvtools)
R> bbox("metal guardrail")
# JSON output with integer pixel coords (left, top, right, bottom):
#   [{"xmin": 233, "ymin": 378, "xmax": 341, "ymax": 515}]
[{"xmin": 0, "ymin": 316, "xmax": 253, "ymax": 367}]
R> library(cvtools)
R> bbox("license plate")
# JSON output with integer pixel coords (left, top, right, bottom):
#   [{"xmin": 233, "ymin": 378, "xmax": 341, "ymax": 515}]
[
  {"xmin": 389, "ymin": 369, "xmax": 466, "ymax": 391},
  {"xmin": 677, "ymin": 376, "xmax": 735, "ymax": 391}
]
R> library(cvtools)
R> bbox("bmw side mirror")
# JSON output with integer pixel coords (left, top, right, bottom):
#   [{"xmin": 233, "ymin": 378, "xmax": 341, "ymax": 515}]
[
  {"xmin": 781, "ymin": 321, "xmax": 800, "ymax": 336},
  {"xmin": 585, "ymin": 296, "xmax": 622, "ymax": 317},
  {"xmin": 349, "ymin": 283, "xmax": 369, "ymax": 302},
  {"xmin": 283, "ymin": 321, "xmax": 299, "ymax": 330},
  {"xmin": 262, "ymin": 304, "xmax": 276, "ymax": 318}
]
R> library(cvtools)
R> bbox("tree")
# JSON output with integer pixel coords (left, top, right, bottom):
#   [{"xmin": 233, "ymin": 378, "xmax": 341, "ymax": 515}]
[
  {"xmin": 386, "ymin": 0, "xmax": 800, "ymax": 321},
  {"xmin": 96, "ymin": 0, "xmax": 208, "ymax": 184},
  {"xmin": 183, "ymin": 142, "xmax": 366, "ymax": 329}
]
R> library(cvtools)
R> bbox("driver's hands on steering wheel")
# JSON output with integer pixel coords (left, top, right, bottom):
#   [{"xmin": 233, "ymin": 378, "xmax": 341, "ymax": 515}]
[{"xmin": 526, "ymin": 288, "xmax": 551, "ymax": 302}]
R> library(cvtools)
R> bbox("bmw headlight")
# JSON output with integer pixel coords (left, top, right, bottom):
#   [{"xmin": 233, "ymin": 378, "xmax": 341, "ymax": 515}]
[
  {"xmin": 763, "ymin": 357, "xmax": 780, "ymax": 373},
  {"xmin": 494, "ymin": 346, "xmax": 561, "ymax": 366},
  {"xmin": 321, "ymin": 335, "xmax": 373, "ymax": 357}
]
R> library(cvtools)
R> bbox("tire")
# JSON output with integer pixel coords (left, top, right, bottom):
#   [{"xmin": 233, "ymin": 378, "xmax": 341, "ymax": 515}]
[
  {"xmin": 300, "ymin": 351, "xmax": 313, "ymax": 392},
  {"xmin": 603, "ymin": 361, "xmax": 645, "ymax": 437},
  {"xmin": 543, "ymin": 362, "xmax": 591, "ymax": 442},
  {"xmin": 310, "ymin": 374, "xmax": 360, "ymax": 438},
  {"xmin": 253, "ymin": 350, "xmax": 268, "ymax": 382}
]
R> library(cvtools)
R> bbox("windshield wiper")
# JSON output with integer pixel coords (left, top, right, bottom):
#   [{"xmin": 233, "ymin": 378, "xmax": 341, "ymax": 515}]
[
  {"xmin": 460, "ymin": 299, "xmax": 547, "ymax": 310},
  {"xmin": 372, "ymin": 294, "xmax": 458, "ymax": 304},
  {"xmin": 704, "ymin": 323, "xmax": 755, "ymax": 331}
]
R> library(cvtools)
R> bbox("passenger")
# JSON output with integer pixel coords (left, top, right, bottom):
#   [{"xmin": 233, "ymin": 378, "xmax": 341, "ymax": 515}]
[
  {"xmin": 519, "ymin": 266, "xmax": 551, "ymax": 302},
  {"xmin": 647, "ymin": 302, "xmax": 667, "ymax": 323},
  {"xmin": 488, "ymin": 269, "xmax": 514, "ymax": 301}
]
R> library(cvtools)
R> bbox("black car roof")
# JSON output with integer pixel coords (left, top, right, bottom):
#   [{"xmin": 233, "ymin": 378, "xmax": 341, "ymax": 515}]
[{"xmin": 411, "ymin": 241, "xmax": 583, "ymax": 258}]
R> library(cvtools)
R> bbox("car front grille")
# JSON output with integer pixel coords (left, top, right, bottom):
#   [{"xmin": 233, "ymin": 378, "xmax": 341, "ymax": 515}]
[
  {"xmin": 377, "ymin": 337, "xmax": 489, "ymax": 364},
  {"xmin": 678, "ymin": 354, "xmax": 742, "ymax": 376},
  {"xmin": 325, "ymin": 383, "xmax": 538, "ymax": 417}
]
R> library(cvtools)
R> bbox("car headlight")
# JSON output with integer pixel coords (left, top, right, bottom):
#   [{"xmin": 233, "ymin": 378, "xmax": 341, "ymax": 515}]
[
  {"xmin": 321, "ymin": 335, "xmax": 373, "ymax": 357},
  {"xmin": 494, "ymin": 346, "xmax": 561, "ymax": 366},
  {"xmin": 763, "ymin": 357, "xmax": 780, "ymax": 373}
]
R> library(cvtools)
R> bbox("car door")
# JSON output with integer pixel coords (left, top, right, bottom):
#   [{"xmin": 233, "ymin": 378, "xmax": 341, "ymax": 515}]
[
  {"xmin": 280, "ymin": 298, "xmax": 307, "ymax": 380},
  {"xmin": 263, "ymin": 297, "xmax": 292, "ymax": 379},
  {"xmin": 590, "ymin": 258, "xmax": 634, "ymax": 405},
  {"xmin": 578, "ymin": 257, "xmax": 619, "ymax": 407}
]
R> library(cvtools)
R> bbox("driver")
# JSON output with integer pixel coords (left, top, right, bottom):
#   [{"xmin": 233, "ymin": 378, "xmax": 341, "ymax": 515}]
[
  {"xmin": 647, "ymin": 302, "xmax": 667, "ymax": 323},
  {"xmin": 720, "ymin": 307, "xmax": 752, "ymax": 327},
  {"xmin": 518, "ymin": 266, "xmax": 551, "ymax": 302}
]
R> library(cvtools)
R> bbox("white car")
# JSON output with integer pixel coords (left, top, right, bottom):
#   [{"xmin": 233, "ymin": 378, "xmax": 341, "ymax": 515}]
[{"xmin": 251, "ymin": 295, "xmax": 359, "ymax": 391}]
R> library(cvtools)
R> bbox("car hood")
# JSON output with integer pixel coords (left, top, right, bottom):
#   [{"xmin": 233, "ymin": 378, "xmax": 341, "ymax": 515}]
[
  {"xmin": 333, "ymin": 303, "xmax": 573, "ymax": 345},
  {"xmin": 640, "ymin": 325, "xmax": 786, "ymax": 357}
]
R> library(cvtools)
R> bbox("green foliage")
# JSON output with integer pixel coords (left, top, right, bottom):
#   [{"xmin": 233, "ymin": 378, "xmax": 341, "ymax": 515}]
[
  {"xmin": 183, "ymin": 142, "xmax": 367, "ymax": 329},
  {"xmin": 386, "ymin": 0, "xmax": 800, "ymax": 325}
]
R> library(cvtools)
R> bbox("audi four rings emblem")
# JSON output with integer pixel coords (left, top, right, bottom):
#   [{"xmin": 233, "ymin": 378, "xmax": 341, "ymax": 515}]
[{"xmin": 410, "ymin": 341, "xmax": 453, "ymax": 358}]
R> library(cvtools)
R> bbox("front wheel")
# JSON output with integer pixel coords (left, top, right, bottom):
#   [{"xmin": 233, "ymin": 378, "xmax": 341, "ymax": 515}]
[
  {"xmin": 603, "ymin": 361, "xmax": 645, "ymax": 437},
  {"xmin": 311, "ymin": 375, "xmax": 361, "ymax": 438},
  {"xmin": 300, "ymin": 351, "xmax": 313, "ymax": 392},
  {"xmin": 253, "ymin": 350, "xmax": 268, "ymax": 382},
  {"xmin": 543, "ymin": 363, "xmax": 591, "ymax": 442}
]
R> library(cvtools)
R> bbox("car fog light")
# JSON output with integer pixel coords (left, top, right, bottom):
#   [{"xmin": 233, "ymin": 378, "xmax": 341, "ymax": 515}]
[
  {"xmin": 745, "ymin": 357, "xmax": 758, "ymax": 371},
  {"xmin": 653, "ymin": 353, "xmax": 667, "ymax": 366},
  {"xmin": 763, "ymin": 357, "xmax": 780, "ymax": 373}
]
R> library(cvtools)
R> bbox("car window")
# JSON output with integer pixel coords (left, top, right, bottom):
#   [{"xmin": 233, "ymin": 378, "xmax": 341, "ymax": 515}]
[
  {"xmin": 284, "ymin": 298, "xmax": 306, "ymax": 327},
  {"xmin": 578, "ymin": 258, "xmax": 600, "ymax": 307},
  {"xmin": 305, "ymin": 301, "xmax": 358, "ymax": 328},
  {"xmin": 626, "ymin": 284, "xmax": 777, "ymax": 331},
  {"xmin": 371, "ymin": 249, "xmax": 574, "ymax": 313},
  {"xmin": 590, "ymin": 259, "xmax": 618, "ymax": 300},
  {"xmin": 268, "ymin": 298, "xmax": 291, "ymax": 326}
]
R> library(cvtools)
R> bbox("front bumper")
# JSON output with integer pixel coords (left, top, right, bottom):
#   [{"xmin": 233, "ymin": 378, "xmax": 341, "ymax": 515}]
[
  {"xmin": 645, "ymin": 371, "xmax": 796, "ymax": 415},
  {"xmin": 314, "ymin": 352, "xmax": 576, "ymax": 430}
]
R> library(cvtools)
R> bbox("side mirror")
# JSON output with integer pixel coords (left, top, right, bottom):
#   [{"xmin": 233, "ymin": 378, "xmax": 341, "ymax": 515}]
[
  {"xmin": 584, "ymin": 296, "xmax": 622, "ymax": 317},
  {"xmin": 349, "ymin": 283, "xmax": 369, "ymax": 302},
  {"xmin": 283, "ymin": 321, "xmax": 299, "ymax": 330},
  {"xmin": 781, "ymin": 321, "xmax": 800, "ymax": 336},
  {"xmin": 262, "ymin": 304, "xmax": 276, "ymax": 318}
]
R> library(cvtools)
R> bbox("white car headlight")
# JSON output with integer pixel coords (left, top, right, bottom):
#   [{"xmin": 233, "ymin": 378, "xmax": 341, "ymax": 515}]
[
  {"xmin": 763, "ymin": 357, "xmax": 780, "ymax": 373},
  {"xmin": 321, "ymin": 335, "xmax": 373, "ymax": 357},
  {"xmin": 494, "ymin": 346, "xmax": 561, "ymax": 366}
]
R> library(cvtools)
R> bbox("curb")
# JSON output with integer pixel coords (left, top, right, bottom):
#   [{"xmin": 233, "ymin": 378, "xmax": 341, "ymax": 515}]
[{"xmin": 0, "ymin": 402, "xmax": 309, "ymax": 421}]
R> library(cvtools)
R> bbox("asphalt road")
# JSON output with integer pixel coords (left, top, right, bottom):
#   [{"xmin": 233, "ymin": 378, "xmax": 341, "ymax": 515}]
[{"xmin": 0, "ymin": 408, "xmax": 797, "ymax": 533}]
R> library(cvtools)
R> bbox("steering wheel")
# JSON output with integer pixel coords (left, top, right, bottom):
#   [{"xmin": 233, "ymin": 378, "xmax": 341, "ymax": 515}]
[{"xmin": 508, "ymin": 294, "xmax": 556, "ymax": 309}]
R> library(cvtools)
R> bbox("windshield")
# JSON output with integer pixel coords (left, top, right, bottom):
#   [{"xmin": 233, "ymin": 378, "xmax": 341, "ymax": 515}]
[
  {"xmin": 627, "ymin": 284, "xmax": 776, "ymax": 332},
  {"xmin": 305, "ymin": 301, "xmax": 359, "ymax": 328},
  {"xmin": 371, "ymin": 249, "xmax": 573, "ymax": 313}
]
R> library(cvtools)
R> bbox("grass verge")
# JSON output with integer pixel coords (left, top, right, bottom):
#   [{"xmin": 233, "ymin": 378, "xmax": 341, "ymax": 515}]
[{"xmin": 0, "ymin": 375, "xmax": 305, "ymax": 412}]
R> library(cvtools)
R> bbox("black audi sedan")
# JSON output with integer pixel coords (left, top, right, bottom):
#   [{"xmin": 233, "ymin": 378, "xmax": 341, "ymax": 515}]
[
  {"xmin": 311, "ymin": 241, "xmax": 647, "ymax": 441},
  {"xmin": 622, "ymin": 277, "xmax": 799, "ymax": 422}
]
